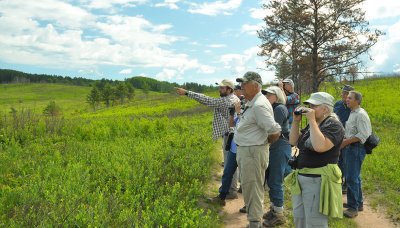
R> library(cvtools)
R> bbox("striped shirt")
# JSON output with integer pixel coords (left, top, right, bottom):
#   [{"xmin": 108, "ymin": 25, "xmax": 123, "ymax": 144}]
[{"xmin": 345, "ymin": 107, "xmax": 372, "ymax": 144}]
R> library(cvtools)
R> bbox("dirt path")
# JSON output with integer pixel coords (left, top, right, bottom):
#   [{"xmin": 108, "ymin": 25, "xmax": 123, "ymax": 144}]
[
  {"xmin": 220, "ymin": 180, "xmax": 398, "ymax": 228},
  {"xmin": 217, "ymin": 148, "xmax": 398, "ymax": 227},
  {"xmin": 343, "ymin": 195, "xmax": 398, "ymax": 228}
]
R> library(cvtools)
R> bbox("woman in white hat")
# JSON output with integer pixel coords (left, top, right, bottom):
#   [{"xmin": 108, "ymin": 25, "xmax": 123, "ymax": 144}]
[
  {"xmin": 261, "ymin": 86, "xmax": 292, "ymax": 226},
  {"xmin": 286, "ymin": 92, "xmax": 345, "ymax": 227}
]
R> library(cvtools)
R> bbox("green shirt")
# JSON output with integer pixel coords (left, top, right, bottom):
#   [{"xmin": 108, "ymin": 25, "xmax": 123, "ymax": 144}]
[{"xmin": 284, "ymin": 164, "xmax": 343, "ymax": 218}]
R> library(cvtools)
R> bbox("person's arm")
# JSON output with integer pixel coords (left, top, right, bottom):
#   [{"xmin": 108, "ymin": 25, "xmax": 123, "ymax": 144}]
[
  {"xmin": 234, "ymin": 101, "xmax": 242, "ymax": 119},
  {"xmin": 306, "ymin": 109, "xmax": 334, "ymax": 152},
  {"xmin": 341, "ymin": 137, "xmax": 360, "ymax": 149},
  {"xmin": 174, "ymin": 87, "xmax": 230, "ymax": 108},
  {"xmin": 228, "ymin": 115, "xmax": 236, "ymax": 127},
  {"xmin": 253, "ymin": 104, "xmax": 281, "ymax": 141},
  {"xmin": 277, "ymin": 82, "xmax": 288, "ymax": 102},
  {"xmin": 289, "ymin": 108, "xmax": 302, "ymax": 146},
  {"xmin": 268, "ymin": 132, "xmax": 281, "ymax": 143}
]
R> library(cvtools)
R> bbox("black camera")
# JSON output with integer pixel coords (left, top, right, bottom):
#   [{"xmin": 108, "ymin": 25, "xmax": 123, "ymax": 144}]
[
  {"xmin": 288, "ymin": 155, "xmax": 298, "ymax": 170},
  {"xmin": 294, "ymin": 106, "xmax": 307, "ymax": 115},
  {"xmin": 229, "ymin": 106, "xmax": 235, "ymax": 116}
]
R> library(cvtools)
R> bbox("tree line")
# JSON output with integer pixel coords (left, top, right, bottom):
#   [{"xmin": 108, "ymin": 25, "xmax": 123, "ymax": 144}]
[{"xmin": 0, "ymin": 69, "xmax": 217, "ymax": 93}]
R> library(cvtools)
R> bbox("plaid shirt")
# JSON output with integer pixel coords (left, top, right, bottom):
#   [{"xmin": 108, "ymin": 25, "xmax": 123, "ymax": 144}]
[{"xmin": 187, "ymin": 91, "xmax": 240, "ymax": 140}]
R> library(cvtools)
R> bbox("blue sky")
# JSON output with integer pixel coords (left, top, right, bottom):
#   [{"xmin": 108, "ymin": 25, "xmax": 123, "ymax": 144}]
[{"xmin": 0, "ymin": 0, "xmax": 399, "ymax": 85}]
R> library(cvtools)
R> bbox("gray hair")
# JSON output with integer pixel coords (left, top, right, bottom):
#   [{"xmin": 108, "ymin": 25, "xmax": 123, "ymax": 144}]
[
  {"xmin": 266, "ymin": 86, "xmax": 286, "ymax": 104},
  {"xmin": 349, "ymin": 91, "xmax": 363, "ymax": 104},
  {"xmin": 322, "ymin": 104, "xmax": 339, "ymax": 120},
  {"xmin": 252, "ymin": 81, "xmax": 262, "ymax": 92}
]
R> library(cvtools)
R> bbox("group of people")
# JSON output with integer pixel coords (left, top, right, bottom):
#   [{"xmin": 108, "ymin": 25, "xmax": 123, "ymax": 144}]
[{"xmin": 175, "ymin": 71, "xmax": 371, "ymax": 228}]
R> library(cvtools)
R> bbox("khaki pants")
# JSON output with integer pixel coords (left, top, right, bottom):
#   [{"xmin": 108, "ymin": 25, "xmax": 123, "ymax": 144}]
[
  {"xmin": 223, "ymin": 134, "xmax": 239, "ymax": 192},
  {"xmin": 236, "ymin": 144, "xmax": 269, "ymax": 222}
]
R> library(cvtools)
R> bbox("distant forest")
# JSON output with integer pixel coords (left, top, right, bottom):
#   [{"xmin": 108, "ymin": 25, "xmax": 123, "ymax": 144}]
[{"xmin": 0, "ymin": 69, "xmax": 217, "ymax": 93}]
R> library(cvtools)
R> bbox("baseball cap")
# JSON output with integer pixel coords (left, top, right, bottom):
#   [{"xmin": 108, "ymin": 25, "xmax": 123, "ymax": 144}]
[
  {"xmin": 340, "ymin": 84, "xmax": 354, "ymax": 92},
  {"xmin": 236, "ymin": 71, "xmax": 262, "ymax": 84},
  {"xmin": 282, "ymin": 79, "xmax": 294, "ymax": 85},
  {"xmin": 261, "ymin": 88, "xmax": 276, "ymax": 95},
  {"xmin": 303, "ymin": 92, "xmax": 334, "ymax": 107},
  {"xmin": 215, "ymin": 79, "xmax": 234, "ymax": 89}
]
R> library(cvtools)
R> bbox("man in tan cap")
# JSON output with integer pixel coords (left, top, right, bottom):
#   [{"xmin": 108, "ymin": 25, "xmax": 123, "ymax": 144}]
[
  {"xmin": 175, "ymin": 79, "xmax": 240, "ymax": 197},
  {"xmin": 234, "ymin": 71, "xmax": 281, "ymax": 228}
]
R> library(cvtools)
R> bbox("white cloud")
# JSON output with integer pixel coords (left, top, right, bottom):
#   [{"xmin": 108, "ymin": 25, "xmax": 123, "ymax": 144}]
[
  {"xmin": 220, "ymin": 46, "xmax": 258, "ymax": 75},
  {"xmin": 156, "ymin": 68, "xmax": 178, "ymax": 81},
  {"xmin": 0, "ymin": 0, "xmax": 206, "ymax": 76},
  {"xmin": 241, "ymin": 22, "xmax": 263, "ymax": 35},
  {"xmin": 81, "ymin": 0, "xmax": 147, "ymax": 9},
  {"xmin": 363, "ymin": 0, "xmax": 400, "ymax": 20},
  {"xmin": 197, "ymin": 65, "xmax": 216, "ymax": 74},
  {"xmin": 368, "ymin": 20, "xmax": 400, "ymax": 73},
  {"xmin": 249, "ymin": 7, "xmax": 271, "ymax": 19},
  {"xmin": 119, "ymin": 69, "xmax": 132, "ymax": 74},
  {"xmin": 0, "ymin": 0, "xmax": 94, "ymax": 29},
  {"xmin": 207, "ymin": 44, "xmax": 227, "ymax": 48},
  {"xmin": 188, "ymin": 0, "xmax": 242, "ymax": 16},
  {"xmin": 155, "ymin": 0, "xmax": 180, "ymax": 10}
]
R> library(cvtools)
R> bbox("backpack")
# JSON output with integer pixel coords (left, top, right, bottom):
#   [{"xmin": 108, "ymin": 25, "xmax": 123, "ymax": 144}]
[{"xmin": 364, "ymin": 131, "xmax": 380, "ymax": 154}]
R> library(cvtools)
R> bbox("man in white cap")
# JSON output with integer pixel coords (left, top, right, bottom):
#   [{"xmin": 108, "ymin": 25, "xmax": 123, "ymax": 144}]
[
  {"xmin": 175, "ymin": 79, "xmax": 240, "ymax": 197},
  {"xmin": 234, "ymin": 71, "xmax": 281, "ymax": 228}
]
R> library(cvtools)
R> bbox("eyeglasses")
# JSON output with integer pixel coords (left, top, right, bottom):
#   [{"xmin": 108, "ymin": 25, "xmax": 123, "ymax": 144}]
[{"xmin": 308, "ymin": 104, "xmax": 320, "ymax": 109}]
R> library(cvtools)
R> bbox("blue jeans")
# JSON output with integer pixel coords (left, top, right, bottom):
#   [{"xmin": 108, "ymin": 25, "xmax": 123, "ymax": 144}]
[
  {"xmin": 265, "ymin": 144, "xmax": 292, "ymax": 207},
  {"xmin": 344, "ymin": 143, "xmax": 366, "ymax": 210},
  {"xmin": 219, "ymin": 151, "xmax": 238, "ymax": 198}
]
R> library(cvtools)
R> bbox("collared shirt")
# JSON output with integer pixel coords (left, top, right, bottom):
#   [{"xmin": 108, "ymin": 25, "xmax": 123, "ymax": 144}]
[
  {"xmin": 187, "ymin": 91, "xmax": 240, "ymax": 140},
  {"xmin": 345, "ymin": 107, "xmax": 372, "ymax": 144},
  {"xmin": 234, "ymin": 92, "xmax": 281, "ymax": 146},
  {"xmin": 286, "ymin": 92, "xmax": 300, "ymax": 128},
  {"xmin": 334, "ymin": 100, "xmax": 351, "ymax": 127}
]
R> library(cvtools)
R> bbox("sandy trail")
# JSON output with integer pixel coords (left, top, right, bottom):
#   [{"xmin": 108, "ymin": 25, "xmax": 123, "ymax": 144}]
[{"xmin": 217, "ymin": 148, "xmax": 398, "ymax": 227}]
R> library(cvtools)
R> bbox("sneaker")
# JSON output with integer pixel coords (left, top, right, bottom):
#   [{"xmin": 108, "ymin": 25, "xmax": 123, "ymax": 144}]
[
  {"xmin": 343, "ymin": 203, "xmax": 363, "ymax": 211},
  {"xmin": 225, "ymin": 191, "xmax": 238, "ymax": 199},
  {"xmin": 263, "ymin": 212, "xmax": 285, "ymax": 227},
  {"xmin": 343, "ymin": 208, "xmax": 358, "ymax": 218},
  {"xmin": 239, "ymin": 205, "xmax": 247, "ymax": 213},
  {"xmin": 207, "ymin": 196, "xmax": 225, "ymax": 206}
]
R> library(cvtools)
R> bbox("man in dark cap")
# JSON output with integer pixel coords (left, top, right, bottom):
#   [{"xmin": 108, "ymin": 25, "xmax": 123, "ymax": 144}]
[
  {"xmin": 334, "ymin": 84, "xmax": 354, "ymax": 194},
  {"xmin": 234, "ymin": 71, "xmax": 281, "ymax": 228}
]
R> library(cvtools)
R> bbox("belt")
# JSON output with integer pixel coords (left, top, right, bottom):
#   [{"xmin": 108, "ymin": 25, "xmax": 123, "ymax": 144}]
[{"xmin": 298, "ymin": 173, "xmax": 321, "ymax": 178}]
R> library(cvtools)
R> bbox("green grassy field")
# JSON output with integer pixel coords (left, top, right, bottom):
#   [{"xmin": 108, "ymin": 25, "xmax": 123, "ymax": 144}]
[{"xmin": 0, "ymin": 77, "xmax": 399, "ymax": 226}]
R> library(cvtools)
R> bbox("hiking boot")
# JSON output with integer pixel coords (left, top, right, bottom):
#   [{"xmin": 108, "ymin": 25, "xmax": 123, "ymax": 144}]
[
  {"xmin": 342, "ymin": 184, "xmax": 347, "ymax": 194},
  {"xmin": 343, "ymin": 203, "xmax": 363, "ymax": 211},
  {"xmin": 225, "ymin": 191, "xmax": 238, "ymax": 199},
  {"xmin": 263, "ymin": 212, "xmax": 285, "ymax": 227},
  {"xmin": 207, "ymin": 196, "xmax": 225, "ymax": 206},
  {"xmin": 240, "ymin": 205, "xmax": 247, "ymax": 213},
  {"xmin": 263, "ymin": 210, "xmax": 274, "ymax": 220},
  {"xmin": 343, "ymin": 208, "xmax": 358, "ymax": 218}
]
